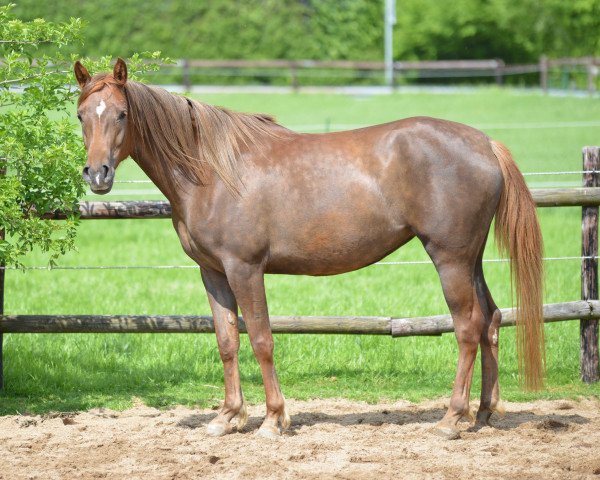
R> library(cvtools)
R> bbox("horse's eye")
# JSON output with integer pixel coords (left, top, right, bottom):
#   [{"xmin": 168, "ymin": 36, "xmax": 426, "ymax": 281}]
[{"xmin": 117, "ymin": 111, "xmax": 127, "ymax": 121}]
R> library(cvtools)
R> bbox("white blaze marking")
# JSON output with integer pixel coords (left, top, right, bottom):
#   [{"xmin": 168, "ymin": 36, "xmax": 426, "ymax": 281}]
[
  {"xmin": 492, "ymin": 329, "xmax": 498, "ymax": 345},
  {"xmin": 96, "ymin": 100, "xmax": 106, "ymax": 118}
]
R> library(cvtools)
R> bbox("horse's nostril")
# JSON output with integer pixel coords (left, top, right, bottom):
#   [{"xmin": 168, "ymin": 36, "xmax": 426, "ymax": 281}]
[
  {"xmin": 82, "ymin": 166, "xmax": 90, "ymax": 178},
  {"xmin": 102, "ymin": 165, "xmax": 109, "ymax": 177}
]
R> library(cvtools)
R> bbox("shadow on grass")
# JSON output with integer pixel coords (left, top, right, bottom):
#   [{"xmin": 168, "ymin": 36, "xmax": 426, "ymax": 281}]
[
  {"xmin": 0, "ymin": 360, "xmax": 453, "ymax": 415},
  {"xmin": 3, "ymin": 343, "xmax": 598, "ymax": 417},
  {"xmin": 0, "ymin": 379, "xmax": 223, "ymax": 415}
]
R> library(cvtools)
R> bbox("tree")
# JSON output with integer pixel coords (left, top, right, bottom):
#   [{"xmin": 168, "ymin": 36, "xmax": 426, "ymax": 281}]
[
  {"xmin": 10, "ymin": 0, "xmax": 600, "ymax": 64},
  {"xmin": 0, "ymin": 4, "xmax": 163, "ymax": 267}
]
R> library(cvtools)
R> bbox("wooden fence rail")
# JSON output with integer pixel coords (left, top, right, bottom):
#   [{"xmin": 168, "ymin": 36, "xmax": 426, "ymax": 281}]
[
  {"xmin": 1, "ymin": 147, "xmax": 599, "ymax": 390},
  {"xmin": 160, "ymin": 56, "xmax": 599, "ymax": 94},
  {"xmin": 173, "ymin": 58, "xmax": 508, "ymax": 90},
  {"xmin": 0, "ymin": 301, "xmax": 597, "ymax": 336},
  {"xmin": 40, "ymin": 187, "xmax": 600, "ymax": 221}
]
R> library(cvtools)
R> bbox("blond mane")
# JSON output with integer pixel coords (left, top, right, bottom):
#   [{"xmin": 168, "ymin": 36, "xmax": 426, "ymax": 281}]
[{"xmin": 79, "ymin": 75, "xmax": 284, "ymax": 194}]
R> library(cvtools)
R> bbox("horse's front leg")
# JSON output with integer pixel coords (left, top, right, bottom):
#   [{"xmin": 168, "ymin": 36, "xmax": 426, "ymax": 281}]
[
  {"xmin": 201, "ymin": 267, "xmax": 247, "ymax": 437},
  {"xmin": 226, "ymin": 262, "xmax": 290, "ymax": 438}
]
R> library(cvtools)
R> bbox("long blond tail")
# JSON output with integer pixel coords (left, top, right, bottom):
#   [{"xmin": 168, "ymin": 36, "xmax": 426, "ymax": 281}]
[{"xmin": 491, "ymin": 140, "xmax": 545, "ymax": 390}]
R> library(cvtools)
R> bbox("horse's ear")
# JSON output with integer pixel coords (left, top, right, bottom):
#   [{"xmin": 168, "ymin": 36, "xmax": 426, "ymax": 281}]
[
  {"xmin": 113, "ymin": 58, "xmax": 128, "ymax": 86},
  {"xmin": 74, "ymin": 61, "xmax": 91, "ymax": 89}
]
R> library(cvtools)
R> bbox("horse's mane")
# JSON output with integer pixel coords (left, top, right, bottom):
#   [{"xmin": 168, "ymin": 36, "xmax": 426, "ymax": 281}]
[{"xmin": 78, "ymin": 75, "xmax": 284, "ymax": 194}]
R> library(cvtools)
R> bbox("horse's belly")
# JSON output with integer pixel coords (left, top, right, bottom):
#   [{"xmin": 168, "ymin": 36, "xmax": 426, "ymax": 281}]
[
  {"xmin": 261, "ymin": 164, "xmax": 415, "ymax": 275},
  {"xmin": 265, "ymin": 218, "xmax": 414, "ymax": 276}
]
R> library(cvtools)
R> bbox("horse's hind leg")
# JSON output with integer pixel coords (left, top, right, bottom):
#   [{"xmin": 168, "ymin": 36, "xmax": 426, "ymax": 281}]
[
  {"xmin": 476, "ymin": 266, "xmax": 504, "ymax": 426},
  {"xmin": 201, "ymin": 268, "xmax": 247, "ymax": 436},
  {"xmin": 426, "ymin": 247, "xmax": 485, "ymax": 440}
]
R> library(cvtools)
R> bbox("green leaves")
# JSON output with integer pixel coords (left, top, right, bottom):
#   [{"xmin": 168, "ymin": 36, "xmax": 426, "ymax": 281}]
[
  {"xmin": 7, "ymin": 0, "xmax": 600, "ymax": 65},
  {"xmin": 0, "ymin": 4, "xmax": 163, "ymax": 267}
]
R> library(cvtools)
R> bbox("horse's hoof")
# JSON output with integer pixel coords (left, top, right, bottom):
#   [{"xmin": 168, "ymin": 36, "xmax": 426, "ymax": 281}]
[
  {"xmin": 433, "ymin": 425, "xmax": 460, "ymax": 440},
  {"xmin": 475, "ymin": 412, "xmax": 492, "ymax": 427},
  {"xmin": 255, "ymin": 425, "xmax": 280, "ymax": 439},
  {"xmin": 206, "ymin": 421, "xmax": 232, "ymax": 437}
]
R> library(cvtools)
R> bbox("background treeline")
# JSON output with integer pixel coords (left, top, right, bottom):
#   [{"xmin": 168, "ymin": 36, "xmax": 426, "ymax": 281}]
[{"xmin": 11, "ymin": 0, "xmax": 600, "ymax": 62}]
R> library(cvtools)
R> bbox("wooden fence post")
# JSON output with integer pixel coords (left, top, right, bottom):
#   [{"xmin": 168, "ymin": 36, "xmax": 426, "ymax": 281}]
[
  {"xmin": 540, "ymin": 55, "xmax": 548, "ymax": 94},
  {"xmin": 182, "ymin": 59, "xmax": 191, "ymax": 92},
  {"xmin": 581, "ymin": 146, "xmax": 600, "ymax": 383},
  {"xmin": 290, "ymin": 63, "xmax": 299, "ymax": 92},
  {"xmin": 494, "ymin": 59, "xmax": 504, "ymax": 85},
  {"xmin": 587, "ymin": 58, "xmax": 597, "ymax": 96}
]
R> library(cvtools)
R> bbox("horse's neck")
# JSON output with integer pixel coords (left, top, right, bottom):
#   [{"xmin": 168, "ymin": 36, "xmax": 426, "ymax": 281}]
[{"xmin": 131, "ymin": 144, "xmax": 210, "ymax": 209}]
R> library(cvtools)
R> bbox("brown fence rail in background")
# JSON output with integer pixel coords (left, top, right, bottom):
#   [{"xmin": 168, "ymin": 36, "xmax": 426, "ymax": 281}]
[
  {"xmin": 162, "ymin": 57, "xmax": 599, "ymax": 94},
  {"xmin": 0, "ymin": 147, "xmax": 598, "ymax": 389}
]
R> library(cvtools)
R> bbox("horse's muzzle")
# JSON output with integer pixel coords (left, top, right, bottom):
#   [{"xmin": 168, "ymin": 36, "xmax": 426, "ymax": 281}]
[{"xmin": 83, "ymin": 164, "xmax": 115, "ymax": 194}]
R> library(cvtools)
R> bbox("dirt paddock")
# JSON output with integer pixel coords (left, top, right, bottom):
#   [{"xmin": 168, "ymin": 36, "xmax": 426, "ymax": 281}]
[{"xmin": 1, "ymin": 397, "xmax": 599, "ymax": 479}]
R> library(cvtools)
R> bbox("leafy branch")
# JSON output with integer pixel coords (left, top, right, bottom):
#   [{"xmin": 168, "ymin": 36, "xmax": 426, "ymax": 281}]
[{"xmin": 0, "ymin": 4, "xmax": 165, "ymax": 267}]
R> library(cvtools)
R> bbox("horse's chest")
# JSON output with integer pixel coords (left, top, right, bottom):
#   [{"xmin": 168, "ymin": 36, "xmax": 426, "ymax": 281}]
[{"xmin": 173, "ymin": 217, "xmax": 223, "ymax": 272}]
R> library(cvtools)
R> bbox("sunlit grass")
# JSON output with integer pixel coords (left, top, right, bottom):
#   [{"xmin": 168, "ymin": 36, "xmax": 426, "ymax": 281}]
[{"xmin": 2, "ymin": 88, "xmax": 599, "ymax": 414}]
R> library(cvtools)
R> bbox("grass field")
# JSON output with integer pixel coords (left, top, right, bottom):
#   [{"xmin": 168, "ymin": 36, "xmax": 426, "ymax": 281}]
[{"xmin": 2, "ymin": 88, "xmax": 600, "ymax": 415}]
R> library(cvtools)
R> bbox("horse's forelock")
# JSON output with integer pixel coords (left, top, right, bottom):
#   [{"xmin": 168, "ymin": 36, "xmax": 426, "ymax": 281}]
[{"xmin": 77, "ymin": 74, "xmax": 123, "ymax": 106}]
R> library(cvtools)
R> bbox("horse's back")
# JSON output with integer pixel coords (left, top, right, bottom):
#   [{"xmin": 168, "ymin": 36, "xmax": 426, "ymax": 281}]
[{"xmin": 263, "ymin": 115, "xmax": 503, "ymax": 227}]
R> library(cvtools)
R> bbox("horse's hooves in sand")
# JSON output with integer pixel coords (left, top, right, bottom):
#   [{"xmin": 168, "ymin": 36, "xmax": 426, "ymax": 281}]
[
  {"xmin": 475, "ymin": 412, "xmax": 492, "ymax": 427},
  {"xmin": 432, "ymin": 425, "xmax": 461, "ymax": 440},
  {"xmin": 206, "ymin": 420, "xmax": 233, "ymax": 437},
  {"xmin": 255, "ymin": 425, "xmax": 281, "ymax": 439}
]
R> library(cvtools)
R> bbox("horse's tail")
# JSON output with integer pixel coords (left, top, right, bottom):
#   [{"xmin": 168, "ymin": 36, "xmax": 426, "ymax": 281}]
[{"xmin": 491, "ymin": 139, "xmax": 545, "ymax": 390}]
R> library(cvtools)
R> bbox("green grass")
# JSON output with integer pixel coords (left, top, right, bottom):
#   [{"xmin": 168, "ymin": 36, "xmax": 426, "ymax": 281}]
[{"xmin": 2, "ymin": 88, "xmax": 600, "ymax": 414}]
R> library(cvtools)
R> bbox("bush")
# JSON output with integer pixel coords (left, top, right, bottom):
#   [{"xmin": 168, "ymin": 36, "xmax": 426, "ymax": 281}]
[
  {"xmin": 0, "ymin": 4, "xmax": 162, "ymax": 267},
  {"xmin": 9, "ymin": 0, "xmax": 600, "ymax": 62}
]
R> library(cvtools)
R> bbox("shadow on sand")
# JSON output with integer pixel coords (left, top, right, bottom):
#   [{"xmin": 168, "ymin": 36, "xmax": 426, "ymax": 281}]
[{"xmin": 176, "ymin": 403, "xmax": 590, "ymax": 435}]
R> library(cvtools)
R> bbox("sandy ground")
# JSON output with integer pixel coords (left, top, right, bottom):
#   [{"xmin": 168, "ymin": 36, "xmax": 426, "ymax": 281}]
[{"xmin": 1, "ymin": 397, "xmax": 599, "ymax": 480}]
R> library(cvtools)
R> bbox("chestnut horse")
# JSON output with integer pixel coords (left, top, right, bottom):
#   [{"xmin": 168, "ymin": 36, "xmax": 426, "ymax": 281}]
[{"xmin": 74, "ymin": 59, "xmax": 544, "ymax": 440}]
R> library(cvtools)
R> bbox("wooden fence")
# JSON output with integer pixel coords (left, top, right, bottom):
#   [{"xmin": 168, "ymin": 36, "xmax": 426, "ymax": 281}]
[
  {"xmin": 158, "ymin": 57, "xmax": 599, "ymax": 94},
  {"xmin": 0, "ymin": 147, "xmax": 599, "ymax": 389},
  {"xmin": 539, "ymin": 56, "xmax": 600, "ymax": 94}
]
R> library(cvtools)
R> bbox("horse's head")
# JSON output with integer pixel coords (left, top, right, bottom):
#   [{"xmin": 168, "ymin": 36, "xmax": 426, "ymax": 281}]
[{"xmin": 74, "ymin": 58, "xmax": 131, "ymax": 194}]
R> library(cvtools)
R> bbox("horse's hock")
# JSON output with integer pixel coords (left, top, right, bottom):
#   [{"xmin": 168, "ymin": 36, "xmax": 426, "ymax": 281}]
[{"xmin": 0, "ymin": 146, "xmax": 599, "ymax": 388}]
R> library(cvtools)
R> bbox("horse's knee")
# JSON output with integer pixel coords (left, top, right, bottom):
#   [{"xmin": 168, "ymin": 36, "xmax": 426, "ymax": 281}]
[
  {"xmin": 218, "ymin": 337, "xmax": 239, "ymax": 363},
  {"xmin": 219, "ymin": 348, "xmax": 236, "ymax": 363},
  {"xmin": 250, "ymin": 334, "xmax": 274, "ymax": 361}
]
